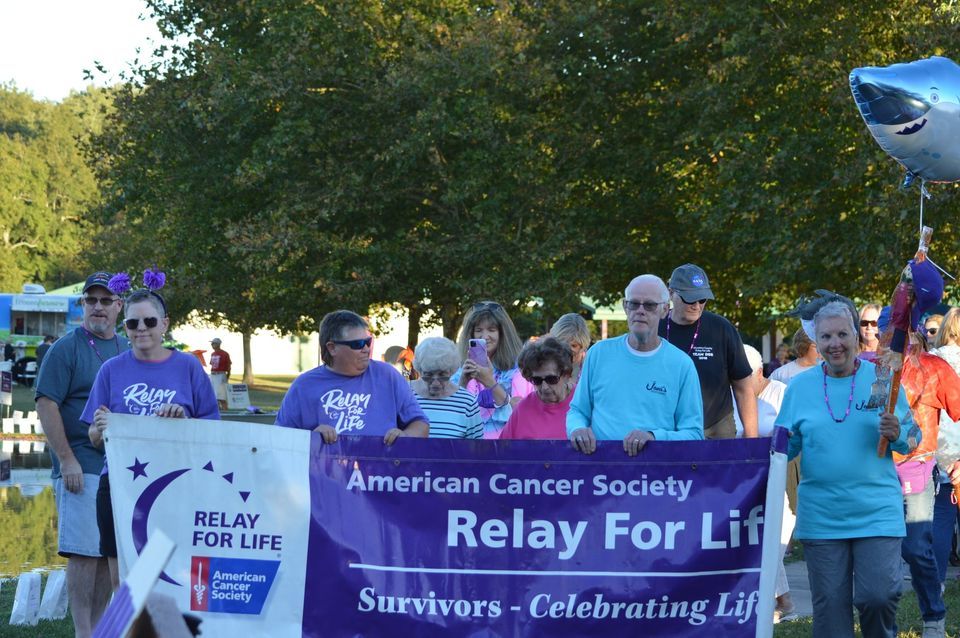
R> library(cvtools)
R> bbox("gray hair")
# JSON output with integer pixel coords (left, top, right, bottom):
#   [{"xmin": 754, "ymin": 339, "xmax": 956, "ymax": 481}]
[
  {"xmin": 413, "ymin": 337, "xmax": 461, "ymax": 375},
  {"xmin": 624, "ymin": 274, "xmax": 669, "ymax": 302},
  {"xmin": 549, "ymin": 313, "xmax": 590, "ymax": 351},
  {"xmin": 813, "ymin": 300, "xmax": 857, "ymax": 336}
]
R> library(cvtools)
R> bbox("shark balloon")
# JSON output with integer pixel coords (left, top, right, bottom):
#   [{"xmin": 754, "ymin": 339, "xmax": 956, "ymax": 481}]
[{"xmin": 850, "ymin": 56, "xmax": 960, "ymax": 184}]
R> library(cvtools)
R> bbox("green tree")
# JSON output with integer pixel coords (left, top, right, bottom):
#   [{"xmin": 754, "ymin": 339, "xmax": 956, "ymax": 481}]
[
  {"xmin": 93, "ymin": 1, "xmax": 582, "ymax": 345},
  {"xmin": 93, "ymin": 0, "xmax": 960, "ymax": 347},
  {"xmin": 538, "ymin": 1, "xmax": 960, "ymax": 331},
  {"xmin": 0, "ymin": 87, "xmax": 107, "ymax": 291}
]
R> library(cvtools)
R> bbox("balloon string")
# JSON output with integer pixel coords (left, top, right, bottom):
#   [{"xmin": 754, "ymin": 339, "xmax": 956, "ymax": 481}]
[
  {"xmin": 926, "ymin": 256, "xmax": 957, "ymax": 281},
  {"xmin": 919, "ymin": 181, "xmax": 928, "ymax": 234},
  {"xmin": 920, "ymin": 182, "xmax": 924, "ymax": 235}
]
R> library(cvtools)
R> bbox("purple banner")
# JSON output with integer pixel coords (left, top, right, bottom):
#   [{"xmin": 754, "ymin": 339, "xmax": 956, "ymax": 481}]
[{"xmin": 302, "ymin": 432, "xmax": 787, "ymax": 637}]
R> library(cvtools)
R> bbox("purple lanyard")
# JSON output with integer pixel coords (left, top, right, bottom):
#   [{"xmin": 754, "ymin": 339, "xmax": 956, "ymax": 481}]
[
  {"xmin": 665, "ymin": 312, "xmax": 702, "ymax": 355},
  {"xmin": 81, "ymin": 328, "xmax": 119, "ymax": 363}
]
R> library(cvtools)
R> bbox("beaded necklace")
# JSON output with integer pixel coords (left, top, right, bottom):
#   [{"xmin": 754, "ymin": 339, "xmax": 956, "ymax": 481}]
[
  {"xmin": 81, "ymin": 327, "xmax": 119, "ymax": 364},
  {"xmin": 822, "ymin": 359, "xmax": 860, "ymax": 423},
  {"xmin": 665, "ymin": 312, "xmax": 702, "ymax": 355}
]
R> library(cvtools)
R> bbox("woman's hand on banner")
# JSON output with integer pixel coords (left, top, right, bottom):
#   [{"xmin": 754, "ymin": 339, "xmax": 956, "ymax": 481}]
[
  {"xmin": 314, "ymin": 424, "xmax": 338, "ymax": 444},
  {"xmin": 570, "ymin": 427, "xmax": 596, "ymax": 454},
  {"xmin": 155, "ymin": 403, "xmax": 186, "ymax": 418},
  {"xmin": 384, "ymin": 428, "xmax": 405, "ymax": 445}
]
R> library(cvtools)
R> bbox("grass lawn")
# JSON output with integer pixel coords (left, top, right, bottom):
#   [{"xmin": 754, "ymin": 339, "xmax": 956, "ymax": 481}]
[
  {"xmin": 773, "ymin": 578, "xmax": 960, "ymax": 637},
  {"xmin": 225, "ymin": 374, "xmax": 294, "ymax": 412},
  {"xmin": 0, "ymin": 574, "xmax": 73, "ymax": 638}
]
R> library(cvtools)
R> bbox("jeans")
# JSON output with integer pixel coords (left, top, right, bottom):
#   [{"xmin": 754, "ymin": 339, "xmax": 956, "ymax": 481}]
[
  {"xmin": 902, "ymin": 470, "xmax": 946, "ymax": 621},
  {"xmin": 932, "ymin": 478, "xmax": 956, "ymax": 584},
  {"xmin": 803, "ymin": 537, "xmax": 902, "ymax": 638}
]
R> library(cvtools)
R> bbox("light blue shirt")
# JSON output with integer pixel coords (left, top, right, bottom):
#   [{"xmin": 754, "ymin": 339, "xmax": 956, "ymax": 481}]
[
  {"xmin": 778, "ymin": 361, "xmax": 914, "ymax": 539},
  {"xmin": 566, "ymin": 335, "xmax": 704, "ymax": 441}
]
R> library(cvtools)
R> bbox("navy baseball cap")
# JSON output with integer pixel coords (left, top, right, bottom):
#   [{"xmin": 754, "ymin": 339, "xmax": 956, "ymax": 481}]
[{"xmin": 82, "ymin": 271, "xmax": 112, "ymax": 293}]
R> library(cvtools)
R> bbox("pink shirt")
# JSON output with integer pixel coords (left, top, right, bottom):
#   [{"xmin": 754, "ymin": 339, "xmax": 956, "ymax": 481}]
[{"xmin": 499, "ymin": 385, "xmax": 576, "ymax": 440}]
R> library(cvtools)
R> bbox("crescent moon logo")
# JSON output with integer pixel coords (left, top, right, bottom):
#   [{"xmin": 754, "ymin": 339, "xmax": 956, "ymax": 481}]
[
  {"xmin": 127, "ymin": 459, "xmax": 253, "ymax": 588},
  {"xmin": 132, "ymin": 468, "xmax": 191, "ymax": 585}
]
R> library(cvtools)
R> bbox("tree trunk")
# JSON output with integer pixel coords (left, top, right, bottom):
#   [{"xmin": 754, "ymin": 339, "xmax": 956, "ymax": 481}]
[
  {"xmin": 441, "ymin": 304, "xmax": 461, "ymax": 341},
  {"xmin": 407, "ymin": 305, "xmax": 424, "ymax": 349},
  {"xmin": 242, "ymin": 331, "xmax": 254, "ymax": 385}
]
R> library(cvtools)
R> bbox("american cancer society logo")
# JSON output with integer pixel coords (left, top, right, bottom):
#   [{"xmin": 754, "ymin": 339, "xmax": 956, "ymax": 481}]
[
  {"xmin": 126, "ymin": 455, "xmax": 282, "ymax": 615},
  {"xmin": 191, "ymin": 556, "xmax": 279, "ymax": 614}
]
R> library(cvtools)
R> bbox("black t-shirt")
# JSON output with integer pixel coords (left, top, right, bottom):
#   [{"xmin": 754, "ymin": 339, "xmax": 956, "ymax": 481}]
[
  {"xmin": 658, "ymin": 311, "xmax": 752, "ymax": 438},
  {"xmin": 35, "ymin": 342, "xmax": 51, "ymax": 369}
]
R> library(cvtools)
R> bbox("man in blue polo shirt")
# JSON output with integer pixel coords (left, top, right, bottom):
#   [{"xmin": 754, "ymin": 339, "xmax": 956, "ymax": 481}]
[{"xmin": 567, "ymin": 274, "xmax": 703, "ymax": 455}]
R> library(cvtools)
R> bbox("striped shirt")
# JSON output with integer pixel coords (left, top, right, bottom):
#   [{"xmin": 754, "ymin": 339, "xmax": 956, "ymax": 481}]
[{"xmin": 416, "ymin": 388, "xmax": 483, "ymax": 439}]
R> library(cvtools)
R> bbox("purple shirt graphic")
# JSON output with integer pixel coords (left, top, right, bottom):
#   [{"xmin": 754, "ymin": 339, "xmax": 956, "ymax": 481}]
[
  {"xmin": 275, "ymin": 360, "xmax": 427, "ymax": 435},
  {"xmin": 81, "ymin": 350, "xmax": 220, "ymax": 474}
]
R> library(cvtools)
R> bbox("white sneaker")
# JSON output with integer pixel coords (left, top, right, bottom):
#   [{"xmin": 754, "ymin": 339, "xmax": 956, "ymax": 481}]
[{"xmin": 922, "ymin": 618, "xmax": 945, "ymax": 638}]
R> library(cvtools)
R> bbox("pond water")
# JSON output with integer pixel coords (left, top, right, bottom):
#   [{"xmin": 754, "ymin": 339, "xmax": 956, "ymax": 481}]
[{"xmin": 0, "ymin": 441, "xmax": 65, "ymax": 578}]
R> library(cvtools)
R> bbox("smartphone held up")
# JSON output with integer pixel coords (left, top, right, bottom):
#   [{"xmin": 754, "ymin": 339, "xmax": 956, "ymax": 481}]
[{"xmin": 468, "ymin": 338, "xmax": 489, "ymax": 367}]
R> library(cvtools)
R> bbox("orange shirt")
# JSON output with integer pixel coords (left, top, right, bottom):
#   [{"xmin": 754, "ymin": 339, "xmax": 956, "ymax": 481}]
[{"xmin": 894, "ymin": 352, "xmax": 960, "ymax": 462}]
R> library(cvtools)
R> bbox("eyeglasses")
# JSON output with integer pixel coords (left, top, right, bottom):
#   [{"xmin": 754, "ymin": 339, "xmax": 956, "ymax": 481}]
[
  {"xmin": 124, "ymin": 317, "xmax": 159, "ymax": 330},
  {"xmin": 331, "ymin": 337, "xmax": 373, "ymax": 350},
  {"xmin": 623, "ymin": 299, "xmax": 664, "ymax": 312},
  {"xmin": 421, "ymin": 374, "xmax": 451, "ymax": 384},
  {"xmin": 530, "ymin": 374, "xmax": 562, "ymax": 386},
  {"xmin": 679, "ymin": 297, "xmax": 708, "ymax": 306},
  {"xmin": 83, "ymin": 296, "xmax": 118, "ymax": 307},
  {"xmin": 860, "ymin": 320, "xmax": 878, "ymax": 328},
  {"xmin": 926, "ymin": 327, "xmax": 939, "ymax": 336}
]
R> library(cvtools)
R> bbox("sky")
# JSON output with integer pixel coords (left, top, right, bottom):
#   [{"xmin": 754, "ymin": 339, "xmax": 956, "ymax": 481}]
[{"xmin": 0, "ymin": 0, "xmax": 163, "ymax": 102}]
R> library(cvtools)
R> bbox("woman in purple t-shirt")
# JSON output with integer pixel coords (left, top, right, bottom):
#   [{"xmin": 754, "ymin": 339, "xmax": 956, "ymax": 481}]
[{"xmin": 83, "ymin": 288, "xmax": 219, "ymax": 589}]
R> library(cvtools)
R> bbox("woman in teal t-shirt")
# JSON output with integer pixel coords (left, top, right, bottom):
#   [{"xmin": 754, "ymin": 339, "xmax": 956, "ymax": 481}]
[{"xmin": 778, "ymin": 301, "xmax": 913, "ymax": 638}]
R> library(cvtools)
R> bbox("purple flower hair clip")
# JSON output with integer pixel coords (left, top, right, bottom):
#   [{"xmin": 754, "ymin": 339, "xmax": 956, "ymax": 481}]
[
  {"xmin": 107, "ymin": 272, "xmax": 131, "ymax": 296},
  {"xmin": 143, "ymin": 267, "xmax": 166, "ymax": 291}
]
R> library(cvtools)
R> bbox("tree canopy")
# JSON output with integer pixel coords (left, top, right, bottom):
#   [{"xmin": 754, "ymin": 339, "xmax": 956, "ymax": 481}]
[
  {"xmin": 89, "ymin": 0, "xmax": 960, "ymax": 340},
  {"xmin": 0, "ymin": 86, "xmax": 110, "ymax": 291}
]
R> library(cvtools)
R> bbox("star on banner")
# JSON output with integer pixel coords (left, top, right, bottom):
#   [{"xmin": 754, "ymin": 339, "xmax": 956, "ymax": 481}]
[{"xmin": 127, "ymin": 458, "xmax": 149, "ymax": 480}]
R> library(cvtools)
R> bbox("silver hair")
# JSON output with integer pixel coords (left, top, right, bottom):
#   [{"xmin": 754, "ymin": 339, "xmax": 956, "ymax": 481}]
[
  {"xmin": 549, "ymin": 313, "xmax": 591, "ymax": 350},
  {"xmin": 624, "ymin": 274, "xmax": 669, "ymax": 303},
  {"xmin": 813, "ymin": 300, "xmax": 857, "ymax": 336},
  {"xmin": 413, "ymin": 337, "xmax": 462, "ymax": 375},
  {"xmin": 743, "ymin": 344, "xmax": 763, "ymax": 373}
]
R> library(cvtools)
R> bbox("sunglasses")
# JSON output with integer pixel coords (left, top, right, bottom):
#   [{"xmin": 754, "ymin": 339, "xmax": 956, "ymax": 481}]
[
  {"xmin": 679, "ymin": 298, "xmax": 708, "ymax": 306},
  {"xmin": 332, "ymin": 337, "xmax": 373, "ymax": 350},
  {"xmin": 421, "ymin": 374, "xmax": 451, "ymax": 384},
  {"xmin": 623, "ymin": 300, "xmax": 664, "ymax": 312},
  {"xmin": 124, "ymin": 317, "xmax": 159, "ymax": 330},
  {"xmin": 530, "ymin": 374, "xmax": 562, "ymax": 386},
  {"xmin": 860, "ymin": 320, "xmax": 878, "ymax": 328},
  {"xmin": 83, "ymin": 296, "xmax": 118, "ymax": 307},
  {"xmin": 926, "ymin": 327, "xmax": 939, "ymax": 336},
  {"xmin": 472, "ymin": 301, "xmax": 503, "ymax": 312}
]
